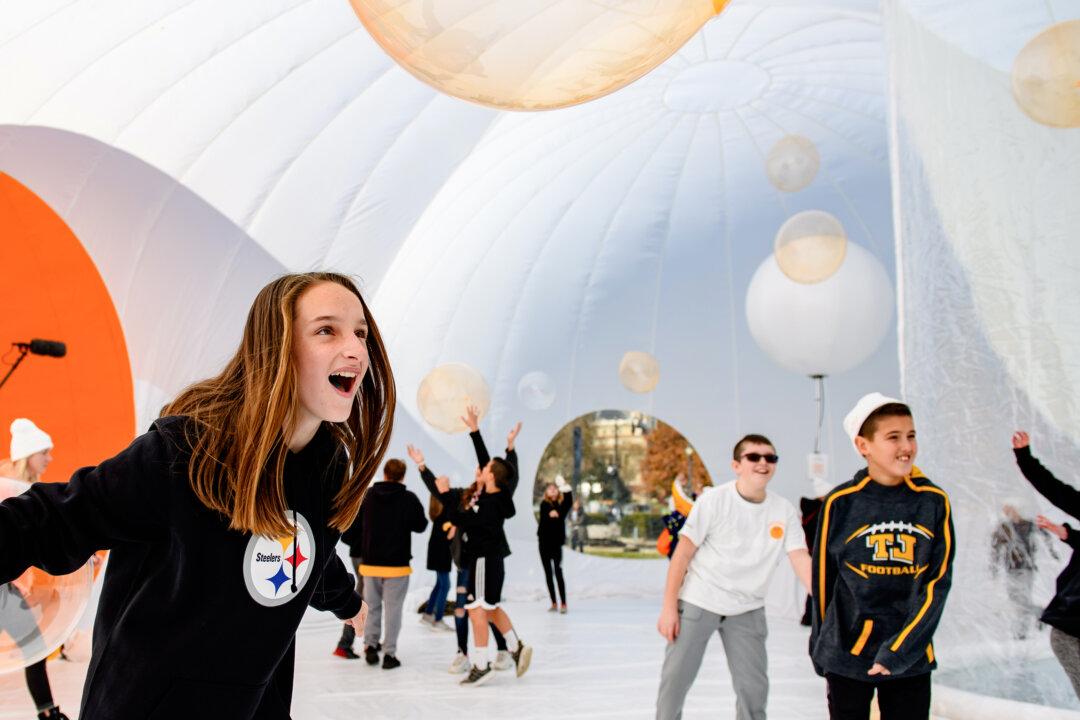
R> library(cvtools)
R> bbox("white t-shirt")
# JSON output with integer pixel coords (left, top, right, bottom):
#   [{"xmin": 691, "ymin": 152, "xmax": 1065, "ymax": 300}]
[{"xmin": 678, "ymin": 480, "xmax": 805, "ymax": 616}]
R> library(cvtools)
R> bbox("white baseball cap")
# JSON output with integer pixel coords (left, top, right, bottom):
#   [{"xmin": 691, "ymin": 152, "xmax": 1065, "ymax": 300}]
[{"xmin": 843, "ymin": 393, "xmax": 903, "ymax": 444}]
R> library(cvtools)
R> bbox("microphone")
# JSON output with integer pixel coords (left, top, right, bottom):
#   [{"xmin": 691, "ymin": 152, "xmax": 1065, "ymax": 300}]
[{"xmin": 15, "ymin": 339, "xmax": 67, "ymax": 358}]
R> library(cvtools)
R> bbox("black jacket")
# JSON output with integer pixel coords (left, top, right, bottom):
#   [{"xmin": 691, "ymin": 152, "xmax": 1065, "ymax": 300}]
[
  {"xmin": 1014, "ymin": 446, "xmax": 1080, "ymax": 637},
  {"xmin": 537, "ymin": 491, "xmax": 573, "ymax": 548},
  {"xmin": 0, "ymin": 416, "xmax": 361, "ymax": 719},
  {"xmin": 426, "ymin": 507, "xmax": 453, "ymax": 573},
  {"xmin": 421, "ymin": 430, "xmax": 518, "ymax": 562},
  {"xmin": 810, "ymin": 468, "xmax": 954, "ymax": 680},
  {"xmin": 343, "ymin": 481, "xmax": 426, "ymax": 573}
]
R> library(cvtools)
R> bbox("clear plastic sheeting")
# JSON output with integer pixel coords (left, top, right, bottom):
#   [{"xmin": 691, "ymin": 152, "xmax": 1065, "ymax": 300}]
[{"xmin": 887, "ymin": 0, "xmax": 1080, "ymax": 712}]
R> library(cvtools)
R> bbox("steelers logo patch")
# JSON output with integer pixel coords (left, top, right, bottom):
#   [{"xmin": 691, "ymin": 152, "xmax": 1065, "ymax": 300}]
[
  {"xmin": 243, "ymin": 512, "xmax": 316, "ymax": 607},
  {"xmin": 768, "ymin": 523, "xmax": 785, "ymax": 540}
]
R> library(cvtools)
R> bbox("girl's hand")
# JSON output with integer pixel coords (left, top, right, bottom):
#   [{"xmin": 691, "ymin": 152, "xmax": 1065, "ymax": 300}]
[
  {"xmin": 406, "ymin": 444, "xmax": 425, "ymax": 467},
  {"xmin": 346, "ymin": 601, "xmax": 369, "ymax": 632},
  {"xmin": 507, "ymin": 421, "xmax": 522, "ymax": 450},
  {"xmin": 435, "ymin": 475, "xmax": 451, "ymax": 494},
  {"xmin": 447, "ymin": 525, "xmax": 457, "ymax": 540},
  {"xmin": 1012, "ymin": 431, "xmax": 1030, "ymax": 449},
  {"xmin": 461, "ymin": 405, "xmax": 480, "ymax": 432},
  {"xmin": 1037, "ymin": 514, "xmax": 1068, "ymax": 541}
]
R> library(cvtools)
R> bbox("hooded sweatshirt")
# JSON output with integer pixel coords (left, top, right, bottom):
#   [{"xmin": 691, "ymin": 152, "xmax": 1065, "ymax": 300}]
[
  {"xmin": 1014, "ymin": 445, "xmax": 1080, "ymax": 637},
  {"xmin": 810, "ymin": 467, "xmax": 954, "ymax": 680},
  {"xmin": 345, "ymin": 480, "xmax": 427, "ymax": 577},
  {"xmin": 0, "ymin": 416, "xmax": 362, "ymax": 720}
]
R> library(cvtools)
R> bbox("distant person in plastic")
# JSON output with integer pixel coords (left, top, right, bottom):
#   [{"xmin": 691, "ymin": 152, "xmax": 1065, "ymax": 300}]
[{"xmin": 990, "ymin": 498, "xmax": 1058, "ymax": 639}]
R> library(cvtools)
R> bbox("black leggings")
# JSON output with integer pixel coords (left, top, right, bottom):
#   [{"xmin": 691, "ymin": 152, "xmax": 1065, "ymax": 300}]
[
  {"xmin": 826, "ymin": 672, "xmax": 931, "ymax": 720},
  {"xmin": 26, "ymin": 659, "xmax": 55, "ymax": 712},
  {"xmin": 539, "ymin": 543, "xmax": 566, "ymax": 605}
]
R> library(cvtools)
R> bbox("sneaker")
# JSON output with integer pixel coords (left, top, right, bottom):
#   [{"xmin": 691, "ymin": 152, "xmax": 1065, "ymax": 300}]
[
  {"xmin": 460, "ymin": 663, "xmax": 493, "ymax": 686},
  {"xmin": 547, "ymin": 604, "xmax": 558, "ymax": 612},
  {"xmin": 38, "ymin": 709, "xmax": 69, "ymax": 720},
  {"xmin": 430, "ymin": 618, "xmax": 454, "ymax": 633},
  {"xmin": 511, "ymin": 641, "xmax": 533, "ymax": 678},
  {"xmin": 382, "ymin": 654, "xmax": 401, "ymax": 670},
  {"xmin": 333, "ymin": 646, "xmax": 360, "ymax": 659},
  {"xmin": 419, "ymin": 612, "xmax": 434, "ymax": 626},
  {"xmin": 364, "ymin": 645, "xmax": 380, "ymax": 665},
  {"xmin": 492, "ymin": 650, "xmax": 513, "ymax": 671},
  {"xmin": 449, "ymin": 651, "xmax": 470, "ymax": 674},
  {"xmin": 559, "ymin": 604, "xmax": 568, "ymax": 614}
]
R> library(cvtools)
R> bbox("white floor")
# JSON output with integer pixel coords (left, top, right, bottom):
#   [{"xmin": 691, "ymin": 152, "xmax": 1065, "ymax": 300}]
[{"xmin": 1, "ymin": 595, "xmax": 830, "ymax": 719}]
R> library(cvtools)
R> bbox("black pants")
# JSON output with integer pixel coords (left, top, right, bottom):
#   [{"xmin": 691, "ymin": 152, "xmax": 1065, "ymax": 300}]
[
  {"xmin": 826, "ymin": 672, "xmax": 931, "ymax": 720},
  {"xmin": 25, "ymin": 659, "xmax": 55, "ymax": 712},
  {"xmin": 539, "ymin": 543, "xmax": 566, "ymax": 605}
]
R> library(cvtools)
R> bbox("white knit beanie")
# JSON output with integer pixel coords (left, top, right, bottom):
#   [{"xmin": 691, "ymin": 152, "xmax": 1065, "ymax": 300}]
[{"xmin": 10, "ymin": 418, "xmax": 53, "ymax": 461}]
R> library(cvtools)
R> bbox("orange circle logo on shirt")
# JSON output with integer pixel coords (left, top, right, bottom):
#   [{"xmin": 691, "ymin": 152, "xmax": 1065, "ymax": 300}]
[{"xmin": 769, "ymin": 523, "xmax": 784, "ymax": 539}]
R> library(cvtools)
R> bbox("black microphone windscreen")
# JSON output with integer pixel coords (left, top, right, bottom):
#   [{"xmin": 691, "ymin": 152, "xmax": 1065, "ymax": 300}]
[{"xmin": 29, "ymin": 339, "xmax": 66, "ymax": 358}]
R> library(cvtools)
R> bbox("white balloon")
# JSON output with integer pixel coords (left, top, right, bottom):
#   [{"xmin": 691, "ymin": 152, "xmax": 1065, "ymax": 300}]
[
  {"xmin": 619, "ymin": 351, "xmax": 661, "ymax": 393},
  {"xmin": 745, "ymin": 242, "xmax": 893, "ymax": 377},
  {"xmin": 416, "ymin": 363, "xmax": 492, "ymax": 433},
  {"xmin": 517, "ymin": 371, "xmax": 556, "ymax": 410}
]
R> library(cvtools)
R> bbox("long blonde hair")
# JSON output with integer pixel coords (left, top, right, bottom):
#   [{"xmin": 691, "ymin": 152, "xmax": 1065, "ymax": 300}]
[
  {"xmin": 0, "ymin": 457, "xmax": 35, "ymax": 483},
  {"xmin": 164, "ymin": 272, "xmax": 395, "ymax": 537}
]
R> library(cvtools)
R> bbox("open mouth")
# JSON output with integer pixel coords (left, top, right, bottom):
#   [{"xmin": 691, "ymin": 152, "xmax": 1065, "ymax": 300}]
[{"xmin": 328, "ymin": 371, "xmax": 358, "ymax": 395}]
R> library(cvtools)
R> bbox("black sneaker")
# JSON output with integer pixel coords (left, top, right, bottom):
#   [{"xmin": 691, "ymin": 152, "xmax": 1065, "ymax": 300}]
[
  {"xmin": 460, "ymin": 662, "xmax": 493, "ymax": 687},
  {"xmin": 38, "ymin": 709, "xmax": 69, "ymax": 720},
  {"xmin": 364, "ymin": 645, "xmax": 380, "ymax": 665},
  {"xmin": 510, "ymin": 641, "xmax": 532, "ymax": 678},
  {"xmin": 382, "ymin": 654, "xmax": 401, "ymax": 670}
]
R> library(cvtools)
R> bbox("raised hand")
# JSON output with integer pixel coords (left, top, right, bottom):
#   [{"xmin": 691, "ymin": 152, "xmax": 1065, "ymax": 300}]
[
  {"xmin": 1012, "ymin": 431, "xmax": 1030, "ymax": 449},
  {"xmin": 461, "ymin": 405, "xmax": 480, "ymax": 433},
  {"xmin": 507, "ymin": 421, "xmax": 522, "ymax": 450},
  {"xmin": 435, "ymin": 475, "xmax": 451, "ymax": 494},
  {"xmin": 406, "ymin": 443, "xmax": 425, "ymax": 467},
  {"xmin": 1037, "ymin": 514, "xmax": 1068, "ymax": 541}
]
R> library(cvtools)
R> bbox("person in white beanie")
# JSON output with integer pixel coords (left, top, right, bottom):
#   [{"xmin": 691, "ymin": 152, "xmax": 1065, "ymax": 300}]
[
  {"xmin": 0, "ymin": 419, "xmax": 68, "ymax": 720},
  {"xmin": 809, "ymin": 393, "xmax": 955, "ymax": 720}
]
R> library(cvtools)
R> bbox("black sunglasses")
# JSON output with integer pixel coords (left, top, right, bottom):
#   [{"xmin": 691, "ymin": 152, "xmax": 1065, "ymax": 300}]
[{"xmin": 741, "ymin": 452, "xmax": 779, "ymax": 464}]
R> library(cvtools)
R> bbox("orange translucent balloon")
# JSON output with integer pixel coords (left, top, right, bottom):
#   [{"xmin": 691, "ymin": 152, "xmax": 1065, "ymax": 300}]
[
  {"xmin": 350, "ymin": 0, "xmax": 729, "ymax": 110},
  {"xmin": 1, "ymin": 479, "xmax": 94, "ymax": 674},
  {"xmin": 417, "ymin": 363, "xmax": 492, "ymax": 433},
  {"xmin": 774, "ymin": 210, "xmax": 847, "ymax": 285},
  {"xmin": 1012, "ymin": 20, "xmax": 1080, "ymax": 128}
]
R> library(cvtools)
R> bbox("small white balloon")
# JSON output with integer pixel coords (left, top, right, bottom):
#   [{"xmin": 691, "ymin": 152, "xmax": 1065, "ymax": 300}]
[
  {"xmin": 746, "ymin": 242, "xmax": 893, "ymax": 377},
  {"xmin": 619, "ymin": 351, "xmax": 660, "ymax": 393},
  {"xmin": 517, "ymin": 371, "xmax": 556, "ymax": 410},
  {"xmin": 774, "ymin": 210, "xmax": 847, "ymax": 284},
  {"xmin": 766, "ymin": 135, "xmax": 820, "ymax": 193},
  {"xmin": 416, "ymin": 363, "xmax": 491, "ymax": 433}
]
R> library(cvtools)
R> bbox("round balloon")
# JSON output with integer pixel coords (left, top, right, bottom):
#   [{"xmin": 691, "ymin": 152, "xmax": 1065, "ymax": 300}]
[
  {"xmin": 417, "ymin": 363, "xmax": 492, "ymax": 433},
  {"xmin": 766, "ymin": 135, "xmax": 820, "ymax": 193},
  {"xmin": 773, "ymin": 210, "xmax": 848, "ymax": 285},
  {"xmin": 0, "ymin": 478, "xmax": 94, "ymax": 675},
  {"xmin": 746, "ymin": 242, "xmax": 893, "ymax": 377},
  {"xmin": 619, "ymin": 351, "xmax": 660, "ymax": 393},
  {"xmin": 1011, "ymin": 20, "xmax": 1080, "ymax": 128},
  {"xmin": 350, "ymin": 0, "xmax": 730, "ymax": 110},
  {"xmin": 517, "ymin": 371, "xmax": 556, "ymax": 411}
]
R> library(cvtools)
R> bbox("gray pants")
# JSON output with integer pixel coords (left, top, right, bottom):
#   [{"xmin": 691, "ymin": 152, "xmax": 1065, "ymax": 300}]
[
  {"xmin": 363, "ymin": 575, "xmax": 410, "ymax": 656},
  {"xmin": 656, "ymin": 601, "xmax": 768, "ymax": 720},
  {"xmin": 1051, "ymin": 627, "xmax": 1080, "ymax": 700}
]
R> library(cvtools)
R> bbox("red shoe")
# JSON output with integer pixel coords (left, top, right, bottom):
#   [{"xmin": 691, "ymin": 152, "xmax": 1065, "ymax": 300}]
[{"xmin": 333, "ymin": 646, "xmax": 360, "ymax": 659}]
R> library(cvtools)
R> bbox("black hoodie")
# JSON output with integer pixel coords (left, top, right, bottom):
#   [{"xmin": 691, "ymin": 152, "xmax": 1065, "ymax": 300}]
[
  {"xmin": 344, "ymin": 480, "xmax": 427, "ymax": 575},
  {"xmin": 810, "ymin": 467, "xmax": 954, "ymax": 680},
  {"xmin": 1014, "ymin": 445, "xmax": 1080, "ymax": 637},
  {"xmin": 0, "ymin": 416, "xmax": 362, "ymax": 719}
]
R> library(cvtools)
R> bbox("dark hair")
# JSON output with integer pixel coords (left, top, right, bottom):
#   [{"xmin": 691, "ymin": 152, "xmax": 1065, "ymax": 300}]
[
  {"xmin": 858, "ymin": 403, "xmax": 912, "ymax": 440},
  {"xmin": 733, "ymin": 434, "xmax": 774, "ymax": 460},
  {"xmin": 384, "ymin": 458, "xmax": 406, "ymax": 482},
  {"xmin": 490, "ymin": 457, "xmax": 511, "ymax": 488}
]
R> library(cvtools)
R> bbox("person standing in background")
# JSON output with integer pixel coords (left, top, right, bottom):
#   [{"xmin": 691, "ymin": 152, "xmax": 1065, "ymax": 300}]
[{"xmin": 537, "ymin": 480, "xmax": 573, "ymax": 613}]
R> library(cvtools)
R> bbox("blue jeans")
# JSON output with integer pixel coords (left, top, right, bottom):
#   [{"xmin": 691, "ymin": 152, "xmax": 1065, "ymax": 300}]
[{"xmin": 425, "ymin": 571, "xmax": 451, "ymax": 621}]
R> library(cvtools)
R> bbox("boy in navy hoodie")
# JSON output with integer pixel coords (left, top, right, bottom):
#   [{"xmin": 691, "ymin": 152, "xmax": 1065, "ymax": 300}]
[{"xmin": 811, "ymin": 393, "xmax": 955, "ymax": 720}]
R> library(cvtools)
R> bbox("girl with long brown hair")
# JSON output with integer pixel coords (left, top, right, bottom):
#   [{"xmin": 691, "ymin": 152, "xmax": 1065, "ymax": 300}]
[{"xmin": 0, "ymin": 272, "xmax": 395, "ymax": 719}]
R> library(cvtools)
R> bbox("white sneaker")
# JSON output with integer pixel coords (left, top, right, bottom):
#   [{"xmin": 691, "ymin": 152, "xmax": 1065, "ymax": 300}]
[
  {"xmin": 430, "ymin": 619, "xmax": 455, "ymax": 633},
  {"xmin": 419, "ymin": 613, "xmax": 434, "ymax": 626},
  {"xmin": 492, "ymin": 650, "xmax": 513, "ymax": 671},
  {"xmin": 449, "ymin": 651, "xmax": 470, "ymax": 674}
]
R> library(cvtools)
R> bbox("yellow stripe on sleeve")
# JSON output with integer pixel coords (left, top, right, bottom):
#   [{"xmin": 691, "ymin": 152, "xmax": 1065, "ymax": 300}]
[{"xmin": 818, "ymin": 476, "xmax": 873, "ymax": 621}]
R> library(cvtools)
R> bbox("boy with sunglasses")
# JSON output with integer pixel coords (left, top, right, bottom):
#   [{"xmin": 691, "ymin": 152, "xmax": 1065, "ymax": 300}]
[{"xmin": 656, "ymin": 434, "xmax": 811, "ymax": 720}]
